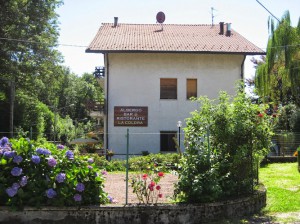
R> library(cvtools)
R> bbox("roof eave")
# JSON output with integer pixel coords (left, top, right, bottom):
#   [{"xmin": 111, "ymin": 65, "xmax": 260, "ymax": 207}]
[{"xmin": 85, "ymin": 49, "xmax": 266, "ymax": 55}]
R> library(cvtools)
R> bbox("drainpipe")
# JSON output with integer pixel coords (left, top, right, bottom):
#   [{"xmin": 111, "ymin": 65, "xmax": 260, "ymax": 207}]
[
  {"xmin": 241, "ymin": 55, "xmax": 246, "ymax": 80},
  {"xmin": 105, "ymin": 54, "xmax": 109, "ymax": 150}
]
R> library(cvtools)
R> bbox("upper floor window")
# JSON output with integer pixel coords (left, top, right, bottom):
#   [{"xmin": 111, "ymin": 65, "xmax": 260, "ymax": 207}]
[
  {"xmin": 187, "ymin": 79, "xmax": 197, "ymax": 99},
  {"xmin": 160, "ymin": 78, "xmax": 177, "ymax": 99}
]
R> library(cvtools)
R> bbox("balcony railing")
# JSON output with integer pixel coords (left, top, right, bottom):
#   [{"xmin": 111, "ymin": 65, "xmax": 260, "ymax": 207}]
[
  {"xmin": 94, "ymin": 66, "xmax": 105, "ymax": 79},
  {"xmin": 85, "ymin": 99, "xmax": 106, "ymax": 114}
]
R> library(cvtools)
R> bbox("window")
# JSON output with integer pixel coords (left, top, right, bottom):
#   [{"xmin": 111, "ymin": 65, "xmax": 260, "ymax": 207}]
[
  {"xmin": 160, "ymin": 131, "xmax": 177, "ymax": 152},
  {"xmin": 187, "ymin": 79, "xmax": 197, "ymax": 99},
  {"xmin": 160, "ymin": 78, "xmax": 177, "ymax": 99}
]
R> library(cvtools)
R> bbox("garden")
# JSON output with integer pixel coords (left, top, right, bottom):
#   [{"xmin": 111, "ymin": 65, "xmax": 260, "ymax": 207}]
[{"xmin": 0, "ymin": 89, "xmax": 299, "ymax": 223}]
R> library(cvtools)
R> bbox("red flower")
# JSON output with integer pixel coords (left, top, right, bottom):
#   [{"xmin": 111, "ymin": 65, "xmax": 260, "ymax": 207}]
[
  {"xmin": 148, "ymin": 185, "xmax": 154, "ymax": 191},
  {"xmin": 156, "ymin": 185, "xmax": 161, "ymax": 190},
  {"xmin": 142, "ymin": 174, "xmax": 148, "ymax": 180},
  {"xmin": 158, "ymin": 172, "xmax": 164, "ymax": 177},
  {"xmin": 150, "ymin": 181, "xmax": 156, "ymax": 187},
  {"xmin": 158, "ymin": 193, "xmax": 163, "ymax": 198},
  {"xmin": 258, "ymin": 113, "xmax": 264, "ymax": 118}
]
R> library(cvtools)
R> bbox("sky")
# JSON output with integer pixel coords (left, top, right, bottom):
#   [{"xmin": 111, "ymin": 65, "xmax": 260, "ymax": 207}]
[{"xmin": 56, "ymin": 0, "xmax": 299, "ymax": 78}]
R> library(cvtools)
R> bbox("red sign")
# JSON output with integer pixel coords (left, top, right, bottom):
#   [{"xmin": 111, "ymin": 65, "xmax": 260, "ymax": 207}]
[{"xmin": 114, "ymin": 106, "xmax": 148, "ymax": 127}]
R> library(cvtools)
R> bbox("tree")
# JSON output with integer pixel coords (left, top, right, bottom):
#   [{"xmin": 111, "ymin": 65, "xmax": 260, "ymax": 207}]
[
  {"xmin": 0, "ymin": 0, "xmax": 63, "ymax": 136},
  {"xmin": 0, "ymin": 1, "xmax": 104, "ymax": 141},
  {"xmin": 255, "ymin": 11, "xmax": 300, "ymax": 106}
]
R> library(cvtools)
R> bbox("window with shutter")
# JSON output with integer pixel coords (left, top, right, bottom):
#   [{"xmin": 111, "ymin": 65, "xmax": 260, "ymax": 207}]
[
  {"xmin": 187, "ymin": 79, "xmax": 197, "ymax": 99},
  {"xmin": 160, "ymin": 78, "xmax": 177, "ymax": 99}
]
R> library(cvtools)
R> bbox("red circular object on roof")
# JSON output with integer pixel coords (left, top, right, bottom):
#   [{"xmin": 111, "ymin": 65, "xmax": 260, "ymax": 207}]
[{"xmin": 156, "ymin": 12, "xmax": 165, "ymax": 24}]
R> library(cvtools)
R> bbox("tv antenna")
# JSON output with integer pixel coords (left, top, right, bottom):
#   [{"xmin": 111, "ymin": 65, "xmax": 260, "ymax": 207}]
[{"xmin": 211, "ymin": 7, "xmax": 217, "ymax": 26}]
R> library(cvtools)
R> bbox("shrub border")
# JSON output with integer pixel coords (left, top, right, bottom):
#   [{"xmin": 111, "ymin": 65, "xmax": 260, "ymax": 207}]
[{"xmin": 0, "ymin": 185, "xmax": 266, "ymax": 224}]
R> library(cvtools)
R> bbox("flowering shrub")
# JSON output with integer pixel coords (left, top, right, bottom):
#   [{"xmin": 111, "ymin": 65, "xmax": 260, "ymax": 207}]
[
  {"xmin": 175, "ymin": 89, "xmax": 275, "ymax": 203},
  {"xmin": 0, "ymin": 137, "xmax": 108, "ymax": 208},
  {"xmin": 131, "ymin": 167, "xmax": 165, "ymax": 204}
]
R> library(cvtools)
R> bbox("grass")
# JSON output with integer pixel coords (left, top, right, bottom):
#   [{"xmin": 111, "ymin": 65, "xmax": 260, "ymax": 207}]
[
  {"xmin": 210, "ymin": 162, "xmax": 300, "ymax": 223},
  {"xmin": 259, "ymin": 162, "xmax": 300, "ymax": 213}
]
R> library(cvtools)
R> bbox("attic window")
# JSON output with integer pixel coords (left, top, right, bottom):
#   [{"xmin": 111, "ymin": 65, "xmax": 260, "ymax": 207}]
[{"xmin": 160, "ymin": 78, "xmax": 177, "ymax": 99}]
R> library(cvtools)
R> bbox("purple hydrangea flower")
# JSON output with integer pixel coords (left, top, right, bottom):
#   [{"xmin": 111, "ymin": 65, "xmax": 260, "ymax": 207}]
[
  {"xmin": 12, "ymin": 182, "xmax": 20, "ymax": 190},
  {"xmin": 47, "ymin": 157, "xmax": 57, "ymax": 167},
  {"xmin": 56, "ymin": 173, "xmax": 66, "ymax": 183},
  {"xmin": 73, "ymin": 194, "xmax": 82, "ymax": 202},
  {"xmin": 36, "ymin": 148, "xmax": 51, "ymax": 155},
  {"xmin": 13, "ymin": 155, "xmax": 23, "ymax": 164},
  {"xmin": 108, "ymin": 195, "xmax": 113, "ymax": 203},
  {"xmin": 11, "ymin": 167, "xmax": 22, "ymax": 176},
  {"xmin": 3, "ymin": 151, "xmax": 16, "ymax": 159},
  {"xmin": 101, "ymin": 170, "xmax": 107, "ymax": 175},
  {"xmin": 20, "ymin": 176, "xmax": 28, "ymax": 187},
  {"xmin": 66, "ymin": 150, "xmax": 74, "ymax": 160},
  {"xmin": 46, "ymin": 188, "xmax": 57, "ymax": 199},
  {"xmin": 76, "ymin": 183, "xmax": 85, "ymax": 192},
  {"xmin": 6, "ymin": 187, "xmax": 17, "ymax": 197},
  {"xmin": 57, "ymin": 144, "xmax": 65, "ymax": 150},
  {"xmin": 0, "ymin": 137, "xmax": 9, "ymax": 147},
  {"xmin": 88, "ymin": 165, "xmax": 93, "ymax": 169},
  {"xmin": 31, "ymin": 155, "xmax": 41, "ymax": 164},
  {"xmin": 87, "ymin": 158, "xmax": 94, "ymax": 164}
]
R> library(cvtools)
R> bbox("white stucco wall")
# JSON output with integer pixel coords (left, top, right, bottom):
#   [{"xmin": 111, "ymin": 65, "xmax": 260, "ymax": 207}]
[{"xmin": 104, "ymin": 53, "xmax": 244, "ymax": 156}]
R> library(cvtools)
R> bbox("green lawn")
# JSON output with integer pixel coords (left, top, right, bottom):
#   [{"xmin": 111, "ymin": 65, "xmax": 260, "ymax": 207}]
[
  {"xmin": 214, "ymin": 162, "xmax": 300, "ymax": 223},
  {"xmin": 260, "ymin": 162, "xmax": 300, "ymax": 213}
]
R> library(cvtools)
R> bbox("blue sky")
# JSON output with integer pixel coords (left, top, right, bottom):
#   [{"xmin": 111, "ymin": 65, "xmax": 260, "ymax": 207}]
[{"xmin": 56, "ymin": 0, "xmax": 299, "ymax": 78}]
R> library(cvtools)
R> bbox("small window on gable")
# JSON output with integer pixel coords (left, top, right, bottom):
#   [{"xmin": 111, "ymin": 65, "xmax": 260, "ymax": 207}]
[
  {"xmin": 160, "ymin": 131, "xmax": 177, "ymax": 152},
  {"xmin": 160, "ymin": 78, "xmax": 177, "ymax": 99},
  {"xmin": 187, "ymin": 79, "xmax": 197, "ymax": 99}
]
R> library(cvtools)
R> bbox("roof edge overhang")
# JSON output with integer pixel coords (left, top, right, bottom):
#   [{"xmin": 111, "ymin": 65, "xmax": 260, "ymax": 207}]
[{"xmin": 85, "ymin": 49, "xmax": 266, "ymax": 56}]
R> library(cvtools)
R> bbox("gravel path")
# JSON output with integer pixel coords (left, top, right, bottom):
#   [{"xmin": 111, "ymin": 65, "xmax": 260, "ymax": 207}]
[
  {"xmin": 103, "ymin": 173, "xmax": 300, "ymax": 223},
  {"xmin": 104, "ymin": 172, "xmax": 178, "ymax": 205}
]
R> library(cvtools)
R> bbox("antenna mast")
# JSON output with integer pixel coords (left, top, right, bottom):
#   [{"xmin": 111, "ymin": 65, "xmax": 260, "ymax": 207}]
[{"xmin": 211, "ymin": 7, "xmax": 216, "ymax": 26}]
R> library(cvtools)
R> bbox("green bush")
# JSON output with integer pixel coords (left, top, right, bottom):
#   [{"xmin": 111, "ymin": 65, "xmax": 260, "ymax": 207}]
[
  {"xmin": 88, "ymin": 153, "xmax": 180, "ymax": 172},
  {"xmin": 129, "ymin": 153, "xmax": 180, "ymax": 172},
  {"xmin": 175, "ymin": 89, "xmax": 274, "ymax": 203},
  {"xmin": 0, "ymin": 137, "xmax": 108, "ymax": 209}
]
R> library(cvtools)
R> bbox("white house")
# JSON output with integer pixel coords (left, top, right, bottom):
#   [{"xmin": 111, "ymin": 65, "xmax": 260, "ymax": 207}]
[{"xmin": 86, "ymin": 19, "xmax": 265, "ymax": 157}]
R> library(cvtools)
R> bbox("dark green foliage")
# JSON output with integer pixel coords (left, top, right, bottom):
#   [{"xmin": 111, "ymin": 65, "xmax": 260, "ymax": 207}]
[
  {"xmin": 175, "ymin": 89, "xmax": 274, "ymax": 203},
  {"xmin": 275, "ymin": 103, "xmax": 300, "ymax": 132},
  {"xmin": 0, "ymin": 1, "xmax": 104, "ymax": 141}
]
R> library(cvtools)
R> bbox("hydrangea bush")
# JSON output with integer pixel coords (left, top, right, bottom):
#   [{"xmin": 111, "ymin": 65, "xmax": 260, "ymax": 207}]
[{"xmin": 0, "ymin": 137, "xmax": 108, "ymax": 208}]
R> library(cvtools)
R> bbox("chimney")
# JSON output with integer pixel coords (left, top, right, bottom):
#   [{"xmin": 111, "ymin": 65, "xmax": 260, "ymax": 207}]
[
  {"xmin": 113, "ymin": 17, "xmax": 118, "ymax": 27},
  {"xmin": 226, "ymin": 23, "xmax": 231, "ymax": 36},
  {"xmin": 219, "ymin": 22, "xmax": 224, "ymax": 35}
]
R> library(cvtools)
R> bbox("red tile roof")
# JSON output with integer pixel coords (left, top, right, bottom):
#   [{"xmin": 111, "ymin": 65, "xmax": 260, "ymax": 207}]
[{"xmin": 86, "ymin": 23, "xmax": 265, "ymax": 55}]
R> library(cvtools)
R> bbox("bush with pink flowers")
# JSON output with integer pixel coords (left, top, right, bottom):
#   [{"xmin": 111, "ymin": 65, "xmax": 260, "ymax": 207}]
[{"xmin": 131, "ymin": 168, "xmax": 165, "ymax": 204}]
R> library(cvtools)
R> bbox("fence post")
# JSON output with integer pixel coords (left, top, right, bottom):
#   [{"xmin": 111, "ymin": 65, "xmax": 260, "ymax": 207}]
[{"xmin": 125, "ymin": 128, "xmax": 129, "ymax": 205}]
